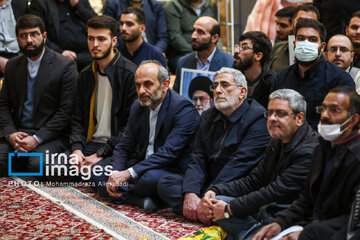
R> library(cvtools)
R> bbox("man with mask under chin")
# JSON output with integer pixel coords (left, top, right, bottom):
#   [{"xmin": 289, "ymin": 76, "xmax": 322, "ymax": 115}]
[
  {"xmin": 275, "ymin": 18, "xmax": 355, "ymax": 130},
  {"xmin": 0, "ymin": 14, "xmax": 77, "ymax": 178},
  {"xmin": 254, "ymin": 86, "xmax": 360, "ymax": 240}
]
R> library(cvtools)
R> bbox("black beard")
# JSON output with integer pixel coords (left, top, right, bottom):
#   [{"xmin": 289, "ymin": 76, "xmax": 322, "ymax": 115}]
[
  {"xmin": 233, "ymin": 55, "xmax": 252, "ymax": 72},
  {"xmin": 20, "ymin": 41, "xmax": 45, "ymax": 58},
  {"xmin": 295, "ymin": 55, "xmax": 319, "ymax": 67},
  {"xmin": 192, "ymin": 41, "xmax": 211, "ymax": 51},
  {"xmin": 92, "ymin": 45, "xmax": 112, "ymax": 60}
]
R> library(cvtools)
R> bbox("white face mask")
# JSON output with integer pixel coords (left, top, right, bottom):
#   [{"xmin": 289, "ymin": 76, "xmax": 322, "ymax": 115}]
[
  {"xmin": 317, "ymin": 116, "xmax": 352, "ymax": 142},
  {"xmin": 294, "ymin": 40, "xmax": 320, "ymax": 62}
]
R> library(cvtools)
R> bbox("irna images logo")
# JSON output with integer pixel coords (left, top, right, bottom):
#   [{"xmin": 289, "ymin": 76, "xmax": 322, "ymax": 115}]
[{"xmin": 8, "ymin": 150, "xmax": 43, "ymax": 176}]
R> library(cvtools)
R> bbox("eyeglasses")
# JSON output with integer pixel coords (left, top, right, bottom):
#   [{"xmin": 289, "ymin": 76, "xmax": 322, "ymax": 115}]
[
  {"xmin": 234, "ymin": 44, "xmax": 253, "ymax": 51},
  {"xmin": 315, "ymin": 105, "xmax": 343, "ymax": 114},
  {"xmin": 18, "ymin": 31, "xmax": 41, "ymax": 40},
  {"xmin": 328, "ymin": 46, "xmax": 352, "ymax": 53},
  {"xmin": 192, "ymin": 96, "xmax": 210, "ymax": 103},
  {"xmin": 264, "ymin": 110, "xmax": 297, "ymax": 118},
  {"xmin": 209, "ymin": 81, "xmax": 242, "ymax": 91}
]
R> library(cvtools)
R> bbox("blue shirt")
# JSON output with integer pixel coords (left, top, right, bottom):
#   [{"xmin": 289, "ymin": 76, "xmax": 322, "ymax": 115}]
[
  {"xmin": 119, "ymin": 41, "xmax": 167, "ymax": 67},
  {"xmin": 276, "ymin": 56, "xmax": 355, "ymax": 130}
]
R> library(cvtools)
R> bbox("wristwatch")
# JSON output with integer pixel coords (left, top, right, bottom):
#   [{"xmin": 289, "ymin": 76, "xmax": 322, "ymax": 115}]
[
  {"xmin": 224, "ymin": 204, "xmax": 230, "ymax": 219},
  {"xmin": 96, "ymin": 148, "xmax": 105, "ymax": 158}
]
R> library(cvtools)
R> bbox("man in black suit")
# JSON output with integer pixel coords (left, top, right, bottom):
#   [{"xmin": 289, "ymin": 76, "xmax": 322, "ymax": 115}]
[{"xmin": 0, "ymin": 14, "xmax": 78, "ymax": 178}]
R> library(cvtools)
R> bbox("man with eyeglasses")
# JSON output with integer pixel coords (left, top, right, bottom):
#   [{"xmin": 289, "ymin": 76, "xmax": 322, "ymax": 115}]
[
  {"xmin": 326, "ymin": 34, "xmax": 360, "ymax": 94},
  {"xmin": 233, "ymin": 31, "xmax": 276, "ymax": 108},
  {"xmin": 275, "ymin": 18, "xmax": 355, "ymax": 131},
  {"xmin": 158, "ymin": 67, "xmax": 270, "ymax": 225},
  {"xmin": 0, "ymin": 14, "xmax": 77, "ymax": 178},
  {"xmin": 254, "ymin": 86, "xmax": 360, "ymax": 240},
  {"xmin": 200, "ymin": 89, "xmax": 318, "ymax": 240},
  {"xmin": 188, "ymin": 76, "xmax": 213, "ymax": 115}
]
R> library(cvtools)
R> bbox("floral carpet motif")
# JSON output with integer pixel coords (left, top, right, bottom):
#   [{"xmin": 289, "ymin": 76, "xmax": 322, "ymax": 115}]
[{"xmin": 0, "ymin": 177, "xmax": 203, "ymax": 239}]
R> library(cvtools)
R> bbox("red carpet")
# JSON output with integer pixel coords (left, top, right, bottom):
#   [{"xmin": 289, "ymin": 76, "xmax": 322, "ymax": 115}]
[{"xmin": 0, "ymin": 177, "xmax": 204, "ymax": 239}]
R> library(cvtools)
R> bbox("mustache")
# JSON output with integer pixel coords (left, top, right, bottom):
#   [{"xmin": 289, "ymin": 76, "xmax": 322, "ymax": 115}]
[
  {"xmin": 25, "ymin": 43, "xmax": 36, "ymax": 48},
  {"xmin": 121, "ymin": 31, "xmax": 129, "ymax": 35},
  {"xmin": 321, "ymin": 118, "xmax": 332, "ymax": 124}
]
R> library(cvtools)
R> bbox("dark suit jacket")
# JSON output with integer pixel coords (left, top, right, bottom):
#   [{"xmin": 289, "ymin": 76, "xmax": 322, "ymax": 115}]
[
  {"xmin": 0, "ymin": 47, "xmax": 78, "ymax": 143},
  {"xmin": 111, "ymin": 89, "xmax": 200, "ymax": 175},
  {"xmin": 29, "ymin": 0, "xmax": 96, "ymax": 53},
  {"xmin": 173, "ymin": 47, "xmax": 234, "ymax": 92}
]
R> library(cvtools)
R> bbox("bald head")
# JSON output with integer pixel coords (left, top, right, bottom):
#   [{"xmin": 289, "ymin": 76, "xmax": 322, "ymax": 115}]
[
  {"xmin": 326, "ymin": 34, "xmax": 354, "ymax": 70},
  {"xmin": 192, "ymin": 16, "xmax": 220, "ymax": 51}
]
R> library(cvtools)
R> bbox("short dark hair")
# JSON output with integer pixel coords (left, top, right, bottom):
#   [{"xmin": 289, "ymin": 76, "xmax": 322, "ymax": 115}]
[
  {"xmin": 122, "ymin": 7, "xmax": 146, "ymax": 25},
  {"xmin": 294, "ymin": 3, "xmax": 320, "ymax": 21},
  {"xmin": 87, "ymin": 15, "xmax": 118, "ymax": 37},
  {"xmin": 276, "ymin": 6, "xmax": 296, "ymax": 24},
  {"xmin": 16, "ymin": 14, "xmax": 45, "ymax": 35},
  {"xmin": 349, "ymin": 11, "xmax": 360, "ymax": 24},
  {"xmin": 295, "ymin": 18, "xmax": 327, "ymax": 43},
  {"xmin": 329, "ymin": 86, "xmax": 360, "ymax": 117},
  {"xmin": 239, "ymin": 31, "xmax": 272, "ymax": 66}
]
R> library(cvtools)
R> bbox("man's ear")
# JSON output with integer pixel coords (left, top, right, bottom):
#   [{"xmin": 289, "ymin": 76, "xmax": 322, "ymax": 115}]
[
  {"xmin": 211, "ymin": 34, "xmax": 219, "ymax": 43},
  {"xmin": 239, "ymin": 86, "xmax": 247, "ymax": 99},
  {"xmin": 162, "ymin": 79, "xmax": 170, "ymax": 92},
  {"xmin": 296, "ymin": 112, "xmax": 305, "ymax": 127},
  {"xmin": 254, "ymin": 52, "xmax": 263, "ymax": 62},
  {"xmin": 112, "ymin": 36, "xmax": 117, "ymax": 46},
  {"xmin": 349, "ymin": 114, "xmax": 360, "ymax": 129},
  {"xmin": 140, "ymin": 24, "xmax": 146, "ymax": 33},
  {"xmin": 320, "ymin": 42, "xmax": 326, "ymax": 52}
]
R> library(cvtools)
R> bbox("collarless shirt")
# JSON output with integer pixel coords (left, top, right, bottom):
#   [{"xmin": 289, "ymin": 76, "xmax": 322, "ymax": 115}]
[
  {"xmin": 196, "ymin": 47, "xmax": 216, "ymax": 71},
  {"xmin": 128, "ymin": 102, "xmax": 162, "ymax": 178},
  {"xmin": 27, "ymin": 49, "xmax": 45, "ymax": 78}
]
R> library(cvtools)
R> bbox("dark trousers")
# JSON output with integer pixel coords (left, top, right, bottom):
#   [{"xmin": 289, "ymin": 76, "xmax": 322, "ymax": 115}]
[
  {"xmin": 0, "ymin": 135, "xmax": 68, "ymax": 180},
  {"xmin": 299, "ymin": 215, "xmax": 348, "ymax": 240},
  {"xmin": 157, "ymin": 173, "xmax": 188, "ymax": 214},
  {"xmin": 91, "ymin": 156, "xmax": 174, "ymax": 202}
]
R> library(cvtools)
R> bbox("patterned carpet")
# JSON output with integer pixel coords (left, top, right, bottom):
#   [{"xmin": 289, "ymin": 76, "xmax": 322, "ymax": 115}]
[{"xmin": 0, "ymin": 177, "xmax": 203, "ymax": 239}]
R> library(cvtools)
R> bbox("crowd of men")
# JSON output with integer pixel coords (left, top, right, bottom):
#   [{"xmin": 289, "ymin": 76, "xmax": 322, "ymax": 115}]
[{"xmin": 1, "ymin": 1, "xmax": 360, "ymax": 239}]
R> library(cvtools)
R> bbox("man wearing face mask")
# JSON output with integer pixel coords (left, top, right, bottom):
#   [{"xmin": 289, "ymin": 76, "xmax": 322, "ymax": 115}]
[
  {"xmin": 254, "ymin": 86, "xmax": 360, "ymax": 240},
  {"xmin": 275, "ymin": 18, "xmax": 355, "ymax": 131}
]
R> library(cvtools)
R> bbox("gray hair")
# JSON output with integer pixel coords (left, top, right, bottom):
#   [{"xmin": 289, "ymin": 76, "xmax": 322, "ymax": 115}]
[
  {"xmin": 139, "ymin": 60, "xmax": 169, "ymax": 84},
  {"xmin": 269, "ymin": 89, "xmax": 307, "ymax": 115},
  {"xmin": 215, "ymin": 67, "xmax": 247, "ymax": 98}
]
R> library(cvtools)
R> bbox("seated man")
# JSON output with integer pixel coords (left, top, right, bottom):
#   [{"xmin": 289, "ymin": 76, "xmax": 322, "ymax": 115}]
[
  {"xmin": 103, "ymin": 0, "xmax": 168, "ymax": 53},
  {"xmin": 346, "ymin": 11, "xmax": 360, "ymax": 68},
  {"xmin": 0, "ymin": 14, "xmax": 77, "ymax": 178},
  {"xmin": 202, "ymin": 89, "xmax": 319, "ymax": 240},
  {"xmin": 69, "ymin": 15, "xmax": 137, "ymax": 174},
  {"xmin": 173, "ymin": 16, "xmax": 233, "ymax": 92},
  {"xmin": 274, "ymin": 6, "xmax": 296, "ymax": 42},
  {"xmin": 158, "ymin": 67, "xmax": 270, "ymax": 225},
  {"xmin": 118, "ymin": 7, "xmax": 167, "ymax": 67},
  {"xmin": 326, "ymin": 34, "xmax": 360, "ymax": 94},
  {"xmin": 29, "ymin": 0, "xmax": 97, "ymax": 71},
  {"xmin": 165, "ymin": 0, "xmax": 218, "ymax": 73},
  {"xmin": 188, "ymin": 76, "xmax": 213, "ymax": 115},
  {"xmin": 270, "ymin": 3, "xmax": 319, "ymax": 73},
  {"xmin": 254, "ymin": 86, "xmax": 360, "ymax": 240},
  {"xmin": 233, "ymin": 31, "xmax": 276, "ymax": 108},
  {"xmin": 91, "ymin": 60, "xmax": 200, "ymax": 213},
  {"xmin": 276, "ymin": 18, "xmax": 355, "ymax": 130}
]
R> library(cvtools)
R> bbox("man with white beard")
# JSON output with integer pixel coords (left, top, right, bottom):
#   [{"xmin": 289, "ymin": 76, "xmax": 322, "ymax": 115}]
[{"xmin": 158, "ymin": 67, "xmax": 270, "ymax": 225}]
